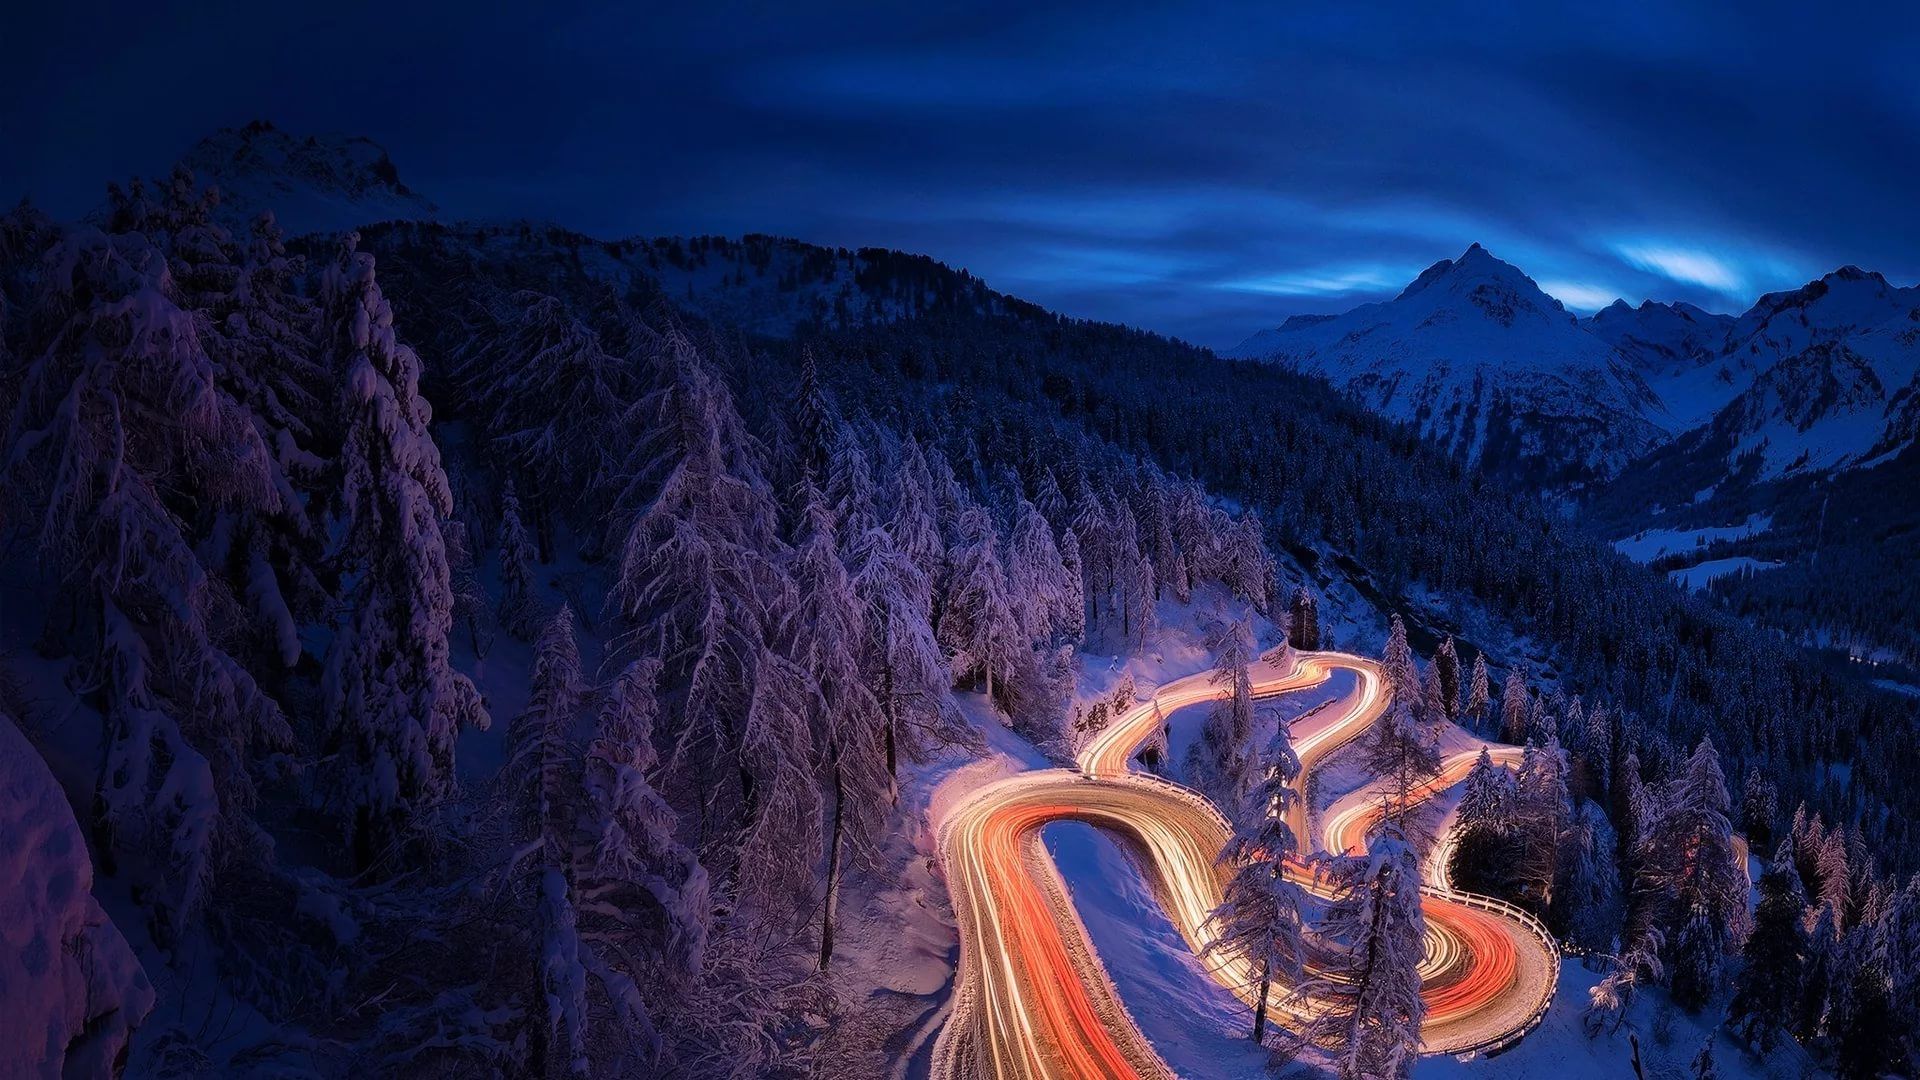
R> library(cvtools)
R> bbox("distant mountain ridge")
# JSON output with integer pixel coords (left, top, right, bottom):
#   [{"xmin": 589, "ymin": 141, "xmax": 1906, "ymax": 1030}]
[
  {"xmin": 160, "ymin": 120, "xmax": 439, "ymax": 234},
  {"xmin": 1227, "ymin": 243, "xmax": 1670, "ymax": 488}
]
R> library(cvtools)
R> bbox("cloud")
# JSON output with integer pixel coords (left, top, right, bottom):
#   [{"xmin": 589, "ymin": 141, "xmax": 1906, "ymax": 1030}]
[
  {"xmin": 1610, "ymin": 242, "xmax": 1746, "ymax": 293},
  {"xmin": 1220, "ymin": 264, "xmax": 1411, "ymax": 297},
  {"xmin": 1538, "ymin": 279, "xmax": 1622, "ymax": 311}
]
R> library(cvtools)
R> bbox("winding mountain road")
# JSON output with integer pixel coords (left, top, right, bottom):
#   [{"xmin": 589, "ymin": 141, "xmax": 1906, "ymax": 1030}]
[{"xmin": 931, "ymin": 650, "xmax": 1560, "ymax": 1079}]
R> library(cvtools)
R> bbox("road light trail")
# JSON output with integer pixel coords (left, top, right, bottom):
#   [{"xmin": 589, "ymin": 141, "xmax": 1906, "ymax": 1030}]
[{"xmin": 932, "ymin": 649, "xmax": 1560, "ymax": 1079}]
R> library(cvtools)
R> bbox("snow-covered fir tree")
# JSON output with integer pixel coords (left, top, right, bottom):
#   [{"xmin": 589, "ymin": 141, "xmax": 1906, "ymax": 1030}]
[
  {"xmin": 1499, "ymin": 665, "xmax": 1531, "ymax": 745},
  {"xmin": 1288, "ymin": 586, "xmax": 1320, "ymax": 651},
  {"xmin": 322, "ymin": 241, "xmax": 489, "ymax": 869},
  {"xmin": 936, "ymin": 505, "xmax": 1022, "ymax": 708},
  {"xmin": 1204, "ymin": 724, "xmax": 1306, "ymax": 1045},
  {"xmin": 1641, "ymin": 738, "xmax": 1747, "ymax": 1010},
  {"xmin": 1365, "ymin": 616, "xmax": 1442, "ymax": 845},
  {"xmin": 1551, "ymin": 798, "xmax": 1623, "ymax": 953},
  {"xmin": 1190, "ymin": 617, "xmax": 1258, "ymax": 808},
  {"xmin": 498, "ymin": 476, "xmax": 541, "ymax": 635},
  {"xmin": 1727, "ymin": 835, "xmax": 1807, "ymax": 1053},
  {"xmin": 1432, "ymin": 636, "xmax": 1460, "ymax": 725},
  {"xmin": 1304, "ymin": 825, "xmax": 1427, "ymax": 1080},
  {"xmin": 1465, "ymin": 652, "xmax": 1491, "ymax": 733}
]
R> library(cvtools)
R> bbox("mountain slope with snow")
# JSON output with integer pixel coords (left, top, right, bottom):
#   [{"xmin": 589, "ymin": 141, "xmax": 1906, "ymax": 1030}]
[
  {"xmin": 1227, "ymin": 244, "xmax": 1669, "ymax": 488},
  {"xmin": 161, "ymin": 121, "xmax": 439, "ymax": 234}
]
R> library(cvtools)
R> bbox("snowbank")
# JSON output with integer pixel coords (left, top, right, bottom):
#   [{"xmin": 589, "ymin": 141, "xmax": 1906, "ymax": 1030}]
[{"xmin": 1, "ymin": 712, "xmax": 155, "ymax": 1078}]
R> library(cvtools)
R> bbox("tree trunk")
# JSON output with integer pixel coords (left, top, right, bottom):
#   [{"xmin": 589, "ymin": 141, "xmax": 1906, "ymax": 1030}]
[
  {"xmin": 819, "ymin": 759, "xmax": 845, "ymax": 970},
  {"xmin": 1253, "ymin": 958, "xmax": 1271, "ymax": 1043}
]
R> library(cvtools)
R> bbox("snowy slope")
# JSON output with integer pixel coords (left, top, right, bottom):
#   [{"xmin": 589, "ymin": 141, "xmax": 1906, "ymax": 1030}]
[
  {"xmin": 1228, "ymin": 244, "xmax": 1670, "ymax": 487},
  {"xmin": 167, "ymin": 121, "xmax": 439, "ymax": 235},
  {"xmin": 1583, "ymin": 299, "xmax": 1739, "ymax": 428}
]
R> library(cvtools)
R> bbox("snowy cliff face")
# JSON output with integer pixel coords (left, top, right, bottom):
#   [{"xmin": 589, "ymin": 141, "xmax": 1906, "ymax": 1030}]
[
  {"xmin": 0, "ymin": 713, "xmax": 155, "ymax": 1078},
  {"xmin": 1228, "ymin": 244, "xmax": 1669, "ymax": 488},
  {"xmin": 170, "ymin": 121, "xmax": 438, "ymax": 235}
]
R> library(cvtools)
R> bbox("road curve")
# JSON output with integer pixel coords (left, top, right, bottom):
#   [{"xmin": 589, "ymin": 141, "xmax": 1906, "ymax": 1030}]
[{"xmin": 931, "ymin": 649, "xmax": 1559, "ymax": 1079}]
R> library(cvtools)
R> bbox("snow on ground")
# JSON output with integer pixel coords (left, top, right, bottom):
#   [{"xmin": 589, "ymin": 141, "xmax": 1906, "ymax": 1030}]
[
  {"xmin": 1612, "ymin": 514, "xmax": 1772, "ymax": 564},
  {"xmin": 1420, "ymin": 961, "xmax": 1813, "ymax": 1080},
  {"xmin": 1667, "ymin": 556, "xmax": 1781, "ymax": 591},
  {"xmin": 1044, "ymin": 822, "xmax": 1275, "ymax": 1079}
]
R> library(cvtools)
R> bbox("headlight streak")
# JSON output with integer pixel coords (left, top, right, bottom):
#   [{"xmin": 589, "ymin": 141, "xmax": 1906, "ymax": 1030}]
[{"xmin": 931, "ymin": 650, "xmax": 1559, "ymax": 1079}]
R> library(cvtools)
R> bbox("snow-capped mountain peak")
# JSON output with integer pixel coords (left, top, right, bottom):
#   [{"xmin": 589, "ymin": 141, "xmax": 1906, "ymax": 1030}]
[
  {"xmin": 1227, "ymin": 244, "xmax": 1665, "ymax": 488},
  {"xmin": 169, "ymin": 120, "xmax": 438, "ymax": 235}
]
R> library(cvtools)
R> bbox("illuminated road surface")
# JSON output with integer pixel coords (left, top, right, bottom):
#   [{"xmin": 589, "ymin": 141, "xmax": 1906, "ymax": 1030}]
[{"xmin": 932, "ymin": 650, "xmax": 1560, "ymax": 1079}]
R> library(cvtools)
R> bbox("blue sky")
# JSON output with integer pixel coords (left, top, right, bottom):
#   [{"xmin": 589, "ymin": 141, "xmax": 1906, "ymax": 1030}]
[{"xmin": 5, "ymin": 1, "xmax": 1919, "ymax": 347}]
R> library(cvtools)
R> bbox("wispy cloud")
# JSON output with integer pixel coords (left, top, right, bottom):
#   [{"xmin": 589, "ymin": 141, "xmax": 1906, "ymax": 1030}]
[
  {"xmin": 1610, "ymin": 242, "xmax": 1746, "ymax": 293},
  {"xmin": 1220, "ymin": 265, "xmax": 1409, "ymax": 297},
  {"xmin": 1538, "ymin": 279, "xmax": 1622, "ymax": 311}
]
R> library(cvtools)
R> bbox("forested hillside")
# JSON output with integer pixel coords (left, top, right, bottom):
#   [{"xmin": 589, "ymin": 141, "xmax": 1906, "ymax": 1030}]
[{"xmin": 3, "ymin": 163, "xmax": 1918, "ymax": 1077}]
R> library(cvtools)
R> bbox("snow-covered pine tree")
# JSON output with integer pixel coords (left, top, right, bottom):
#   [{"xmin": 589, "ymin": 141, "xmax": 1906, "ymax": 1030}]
[
  {"xmin": 1288, "ymin": 586, "xmax": 1320, "ymax": 651},
  {"xmin": 1643, "ymin": 738, "xmax": 1747, "ymax": 1011},
  {"xmin": 825, "ymin": 425, "xmax": 879, "ymax": 546},
  {"xmin": 1829, "ymin": 930, "xmax": 1897, "ymax": 1080},
  {"xmin": 936, "ymin": 505, "xmax": 1022, "ymax": 708},
  {"xmin": 888, "ymin": 437, "xmax": 947, "ymax": 594},
  {"xmin": 1304, "ymin": 825, "xmax": 1427, "ymax": 1080},
  {"xmin": 1055, "ymin": 528, "xmax": 1087, "ymax": 645},
  {"xmin": 500, "ymin": 606, "xmax": 589, "ymax": 1078},
  {"xmin": 611, "ymin": 329, "xmax": 790, "ymax": 840},
  {"xmin": 1552, "ymin": 799, "xmax": 1623, "ymax": 954},
  {"xmin": 1007, "ymin": 499, "xmax": 1076, "ymax": 646},
  {"xmin": 322, "ymin": 242, "xmax": 489, "ymax": 869},
  {"xmin": 1816, "ymin": 825, "xmax": 1851, "ymax": 926},
  {"xmin": 453, "ymin": 290, "xmax": 636, "ymax": 511},
  {"xmin": 1582, "ymin": 704, "xmax": 1614, "ymax": 803},
  {"xmin": 1797, "ymin": 902, "xmax": 1837, "ymax": 1040},
  {"xmin": 1880, "ymin": 874, "xmax": 1920, "ymax": 1072},
  {"xmin": 847, "ymin": 520, "xmax": 963, "ymax": 787},
  {"xmin": 1418, "ymin": 663, "xmax": 1448, "ymax": 732},
  {"xmin": 1499, "ymin": 666, "xmax": 1531, "ymax": 745},
  {"xmin": 1433, "ymin": 637, "xmax": 1460, "ymax": 725},
  {"xmin": 4, "ymin": 220, "xmax": 296, "ymax": 935},
  {"xmin": 1689, "ymin": 1036, "xmax": 1717, "ymax": 1080},
  {"xmin": 499, "ymin": 476, "xmax": 541, "ymax": 636},
  {"xmin": 788, "ymin": 484, "xmax": 888, "ymax": 969},
  {"xmin": 1740, "ymin": 766, "xmax": 1779, "ymax": 852},
  {"xmin": 1191, "ymin": 617, "xmax": 1258, "ymax": 807},
  {"xmin": 1465, "ymin": 653, "xmax": 1491, "ymax": 734},
  {"xmin": 1365, "ymin": 616, "xmax": 1442, "ymax": 845},
  {"xmin": 1513, "ymin": 735, "xmax": 1569, "ymax": 909},
  {"xmin": 1204, "ymin": 724, "xmax": 1306, "ymax": 1045},
  {"xmin": 1449, "ymin": 749, "xmax": 1519, "ymax": 899},
  {"xmin": 1727, "ymin": 835, "xmax": 1807, "ymax": 1053}
]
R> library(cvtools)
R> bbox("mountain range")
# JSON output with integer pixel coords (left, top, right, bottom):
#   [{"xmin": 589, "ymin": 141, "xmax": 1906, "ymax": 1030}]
[{"xmin": 144, "ymin": 124, "xmax": 1920, "ymax": 670}]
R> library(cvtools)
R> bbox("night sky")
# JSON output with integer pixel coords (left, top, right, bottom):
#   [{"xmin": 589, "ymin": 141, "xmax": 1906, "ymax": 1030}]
[{"xmin": 7, "ymin": 2, "xmax": 1920, "ymax": 348}]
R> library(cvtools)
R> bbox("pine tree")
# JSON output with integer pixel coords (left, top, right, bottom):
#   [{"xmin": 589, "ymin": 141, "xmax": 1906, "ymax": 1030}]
[
  {"xmin": 1289, "ymin": 586, "xmax": 1320, "ymax": 651},
  {"xmin": 499, "ymin": 477, "xmax": 541, "ymax": 635},
  {"xmin": 500, "ymin": 607, "xmax": 589, "ymax": 1079},
  {"xmin": 1450, "ymin": 749, "xmax": 1520, "ymax": 899},
  {"xmin": 1514, "ymin": 736, "xmax": 1569, "ymax": 910},
  {"xmin": 936, "ymin": 506, "xmax": 1021, "ymax": 707},
  {"xmin": 1366, "ymin": 616, "xmax": 1442, "ymax": 844},
  {"xmin": 1304, "ymin": 826, "xmax": 1427, "ymax": 1080},
  {"xmin": 1816, "ymin": 825, "xmax": 1851, "ymax": 926},
  {"xmin": 1191, "ymin": 618, "xmax": 1258, "ymax": 807},
  {"xmin": 1433, "ymin": 637, "xmax": 1461, "ymax": 725},
  {"xmin": 322, "ymin": 244, "xmax": 489, "ymax": 869},
  {"xmin": 789, "ymin": 486, "xmax": 887, "ymax": 969},
  {"xmin": 1007, "ymin": 499, "xmax": 1075, "ymax": 646},
  {"xmin": 1552, "ymin": 799, "xmax": 1623, "ymax": 954},
  {"xmin": 1465, "ymin": 653, "xmax": 1491, "ymax": 734},
  {"xmin": 1643, "ymin": 739, "xmax": 1747, "ymax": 1011},
  {"xmin": 1880, "ymin": 875, "xmax": 1920, "ymax": 1072},
  {"xmin": 1831, "ymin": 936, "xmax": 1897, "ymax": 1080},
  {"xmin": 1739, "ymin": 767, "xmax": 1779, "ymax": 852},
  {"xmin": 1204, "ymin": 726, "xmax": 1306, "ymax": 1045},
  {"xmin": 1797, "ymin": 903, "xmax": 1837, "ymax": 1040},
  {"xmin": 1727, "ymin": 836, "xmax": 1807, "ymax": 1053},
  {"xmin": 1500, "ymin": 666, "xmax": 1531, "ymax": 745},
  {"xmin": 847, "ymin": 520, "xmax": 960, "ymax": 787}
]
